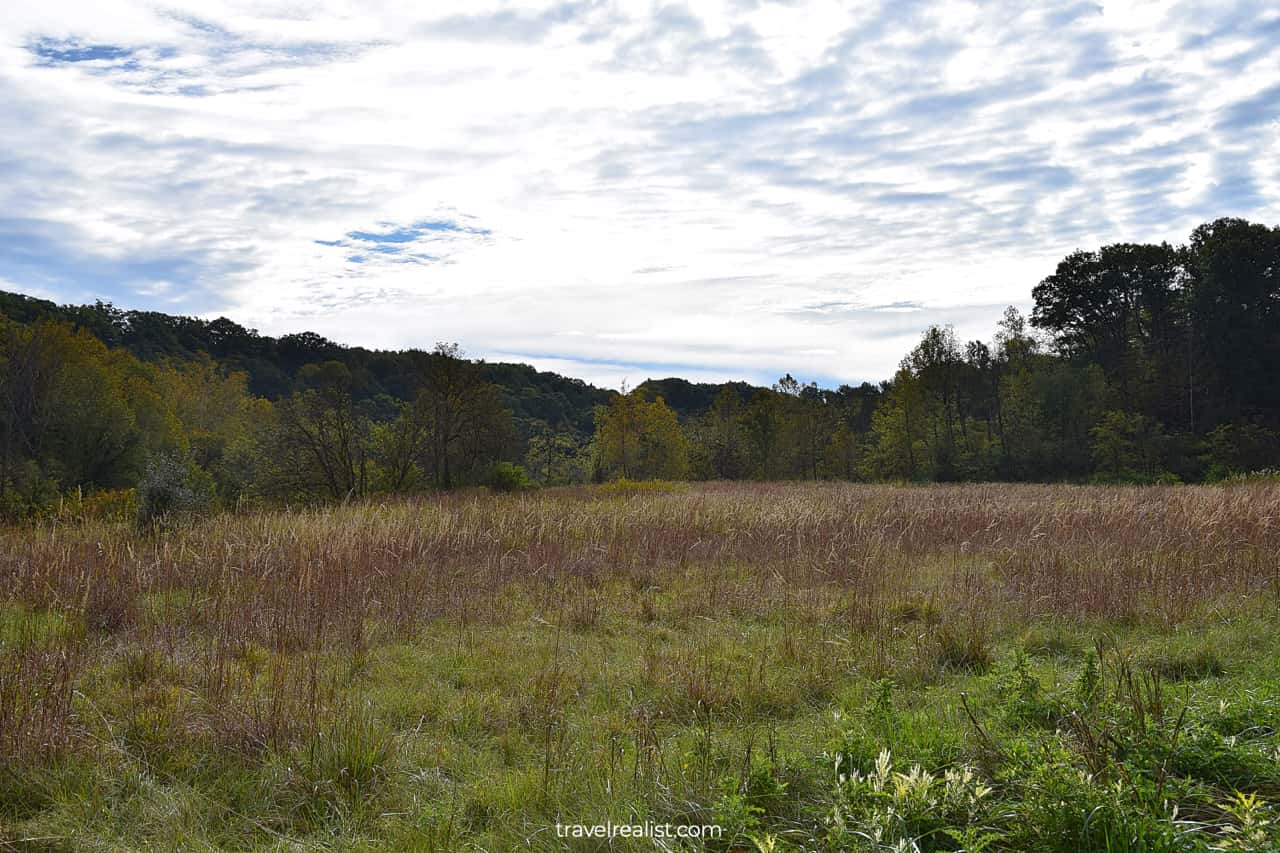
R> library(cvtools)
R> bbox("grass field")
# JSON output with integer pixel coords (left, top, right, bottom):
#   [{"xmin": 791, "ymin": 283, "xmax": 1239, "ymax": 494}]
[{"xmin": 3, "ymin": 482, "xmax": 1280, "ymax": 851}]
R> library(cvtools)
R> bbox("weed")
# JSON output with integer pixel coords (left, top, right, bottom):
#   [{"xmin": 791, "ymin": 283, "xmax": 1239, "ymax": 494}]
[
  {"xmin": 1146, "ymin": 646, "xmax": 1226, "ymax": 682},
  {"xmin": 295, "ymin": 704, "xmax": 396, "ymax": 816},
  {"xmin": 936, "ymin": 620, "xmax": 995, "ymax": 673}
]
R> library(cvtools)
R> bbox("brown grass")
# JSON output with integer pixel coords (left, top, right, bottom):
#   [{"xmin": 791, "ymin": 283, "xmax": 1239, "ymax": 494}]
[{"xmin": 1, "ymin": 481, "xmax": 1277, "ymax": 767}]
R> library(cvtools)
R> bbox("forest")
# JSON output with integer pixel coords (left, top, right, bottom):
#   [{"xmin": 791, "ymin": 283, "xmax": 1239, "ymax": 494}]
[{"xmin": 2, "ymin": 215, "xmax": 1278, "ymax": 520}]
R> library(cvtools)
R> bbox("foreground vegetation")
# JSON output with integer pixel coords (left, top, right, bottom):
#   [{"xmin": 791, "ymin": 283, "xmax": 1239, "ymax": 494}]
[{"xmin": 2, "ymin": 482, "xmax": 1279, "ymax": 850}]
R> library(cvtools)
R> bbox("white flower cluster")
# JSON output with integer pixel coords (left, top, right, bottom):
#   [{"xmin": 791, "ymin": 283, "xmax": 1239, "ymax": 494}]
[{"xmin": 829, "ymin": 749, "xmax": 994, "ymax": 851}]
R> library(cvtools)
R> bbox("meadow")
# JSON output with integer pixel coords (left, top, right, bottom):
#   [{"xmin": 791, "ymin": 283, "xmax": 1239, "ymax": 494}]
[{"xmin": 2, "ymin": 481, "xmax": 1279, "ymax": 851}]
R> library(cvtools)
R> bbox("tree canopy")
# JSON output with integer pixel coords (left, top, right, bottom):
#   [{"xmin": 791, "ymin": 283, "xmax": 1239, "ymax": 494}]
[{"xmin": 3, "ymin": 216, "xmax": 1280, "ymax": 516}]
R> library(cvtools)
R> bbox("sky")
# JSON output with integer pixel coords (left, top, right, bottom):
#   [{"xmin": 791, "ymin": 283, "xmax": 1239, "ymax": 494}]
[{"xmin": 1, "ymin": 1, "xmax": 1277, "ymax": 389}]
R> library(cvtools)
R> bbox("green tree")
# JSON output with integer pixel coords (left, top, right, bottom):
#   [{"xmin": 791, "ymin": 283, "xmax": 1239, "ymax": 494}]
[
  {"xmin": 1090, "ymin": 410, "xmax": 1165, "ymax": 482},
  {"xmin": 149, "ymin": 355, "xmax": 267, "ymax": 499},
  {"xmin": 373, "ymin": 400, "xmax": 429, "ymax": 491},
  {"xmin": 691, "ymin": 387, "xmax": 749, "ymax": 480},
  {"xmin": 904, "ymin": 326, "xmax": 966, "ymax": 479},
  {"xmin": 1185, "ymin": 218, "xmax": 1280, "ymax": 426},
  {"xmin": 742, "ymin": 390, "xmax": 785, "ymax": 479},
  {"xmin": 408, "ymin": 344, "xmax": 514, "ymax": 489},
  {"xmin": 267, "ymin": 361, "xmax": 372, "ymax": 500},
  {"xmin": 776, "ymin": 377, "xmax": 834, "ymax": 481},
  {"xmin": 1, "ymin": 320, "xmax": 142, "ymax": 496},
  {"xmin": 822, "ymin": 420, "xmax": 862, "ymax": 480},
  {"xmin": 1207, "ymin": 422, "xmax": 1280, "ymax": 477},
  {"xmin": 595, "ymin": 390, "xmax": 688, "ymax": 480},
  {"xmin": 867, "ymin": 368, "xmax": 925, "ymax": 480},
  {"xmin": 1031, "ymin": 243, "xmax": 1184, "ymax": 380},
  {"xmin": 525, "ymin": 427, "xmax": 583, "ymax": 486}
]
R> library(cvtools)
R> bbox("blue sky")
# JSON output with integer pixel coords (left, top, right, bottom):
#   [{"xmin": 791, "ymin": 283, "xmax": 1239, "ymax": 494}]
[{"xmin": 1, "ymin": 1, "xmax": 1277, "ymax": 388}]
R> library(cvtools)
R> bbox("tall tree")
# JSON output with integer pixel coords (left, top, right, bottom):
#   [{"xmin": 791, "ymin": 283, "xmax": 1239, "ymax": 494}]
[
  {"xmin": 410, "ymin": 343, "xmax": 513, "ymax": 488},
  {"xmin": 1, "ymin": 321, "xmax": 142, "ymax": 494},
  {"xmin": 742, "ymin": 389, "xmax": 784, "ymax": 479},
  {"xmin": 268, "ymin": 361, "xmax": 371, "ymax": 500},
  {"xmin": 524, "ymin": 426, "xmax": 583, "ymax": 486},
  {"xmin": 868, "ymin": 368, "xmax": 925, "ymax": 480},
  {"xmin": 1185, "ymin": 218, "xmax": 1280, "ymax": 426},
  {"xmin": 691, "ymin": 387, "xmax": 749, "ymax": 480},
  {"xmin": 595, "ymin": 390, "xmax": 688, "ymax": 480},
  {"xmin": 1031, "ymin": 242, "xmax": 1185, "ymax": 412}
]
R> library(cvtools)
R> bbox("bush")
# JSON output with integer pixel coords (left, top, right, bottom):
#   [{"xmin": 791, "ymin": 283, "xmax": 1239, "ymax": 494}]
[
  {"xmin": 1209, "ymin": 422, "xmax": 1280, "ymax": 477},
  {"xmin": 1215, "ymin": 468, "xmax": 1280, "ymax": 485},
  {"xmin": 136, "ymin": 454, "xmax": 214, "ymax": 527},
  {"xmin": 0, "ymin": 460, "xmax": 60, "ymax": 520},
  {"xmin": 486, "ymin": 462, "xmax": 532, "ymax": 493}
]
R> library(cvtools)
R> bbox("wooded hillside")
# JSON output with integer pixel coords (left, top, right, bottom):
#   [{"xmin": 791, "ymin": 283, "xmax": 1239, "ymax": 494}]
[{"xmin": 3, "ymin": 216, "xmax": 1278, "ymax": 517}]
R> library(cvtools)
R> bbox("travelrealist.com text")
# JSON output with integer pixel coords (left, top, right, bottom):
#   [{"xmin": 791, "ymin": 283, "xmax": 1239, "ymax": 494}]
[{"xmin": 554, "ymin": 821, "xmax": 723, "ymax": 840}]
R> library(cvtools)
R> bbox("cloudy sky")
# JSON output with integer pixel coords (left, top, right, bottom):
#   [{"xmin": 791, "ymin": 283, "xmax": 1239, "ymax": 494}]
[{"xmin": 1, "ymin": 1, "xmax": 1277, "ymax": 388}]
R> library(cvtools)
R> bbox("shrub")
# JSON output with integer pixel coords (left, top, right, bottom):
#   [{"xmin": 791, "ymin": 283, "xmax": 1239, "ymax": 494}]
[
  {"xmin": 0, "ymin": 460, "xmax": 60, "ymax": 520},
  {"xmin": 1216, "ymin": 468, "xmax": 1280, "ymax": 485},
  {"xmin": 136, "ymin": 453, "xmax": 214, "ymax": 528},
  {"xmin": 995, "ymin": 651, "xmax": 1058, "ymax": 726},
  {"xmin": 486, "ymin": 462, "xmax": 533, "ymax": 493},
  {"xmin": 827, "ymin": 749, "xmax": 998, "ymax": 850},
  {"xmin": 1208, "ymin": 423, "xmax": 1280, "ymax": 477}
]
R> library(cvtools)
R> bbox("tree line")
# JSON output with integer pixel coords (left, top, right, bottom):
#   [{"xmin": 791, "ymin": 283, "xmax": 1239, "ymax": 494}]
[{"xmin": 2, "ymin": 216, "xmax": 1278, "ymax": 517}]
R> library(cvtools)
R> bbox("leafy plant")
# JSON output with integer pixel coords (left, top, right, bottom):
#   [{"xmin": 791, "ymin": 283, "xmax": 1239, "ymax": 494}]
[{"xmin": 486, "ymin": 461, "xmax": 533, "ymax": 492}]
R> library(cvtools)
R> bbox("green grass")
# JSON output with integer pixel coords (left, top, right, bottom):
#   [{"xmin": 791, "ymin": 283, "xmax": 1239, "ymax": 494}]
[
  {"xmin": 0, "ymin": 603, "xmax": 82, "ymax": 649},
  {"xmin": 1, "ymin": 482, "xmax": 1279, "ymax": 850}
]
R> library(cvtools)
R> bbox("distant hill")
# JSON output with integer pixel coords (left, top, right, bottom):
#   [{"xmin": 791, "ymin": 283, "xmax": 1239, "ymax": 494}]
[
  {"xmin": 0, "ymin": 289, "xmax": 765, "ymax": 437},
  {"xmin": 634, "ymin": 377, "xmax": 756, "ymax": 411}
]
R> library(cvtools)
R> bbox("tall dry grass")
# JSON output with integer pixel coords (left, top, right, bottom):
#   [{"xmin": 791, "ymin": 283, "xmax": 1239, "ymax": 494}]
[{"xmin": 1, "ymin": 481, "xmax": 1277, "ymax": 766}]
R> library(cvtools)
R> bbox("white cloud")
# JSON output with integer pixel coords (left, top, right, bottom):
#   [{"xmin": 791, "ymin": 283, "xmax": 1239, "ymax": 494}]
[{"xmin": 0, "ymin": 0, "xmax": 1277, "ymax": 387}]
